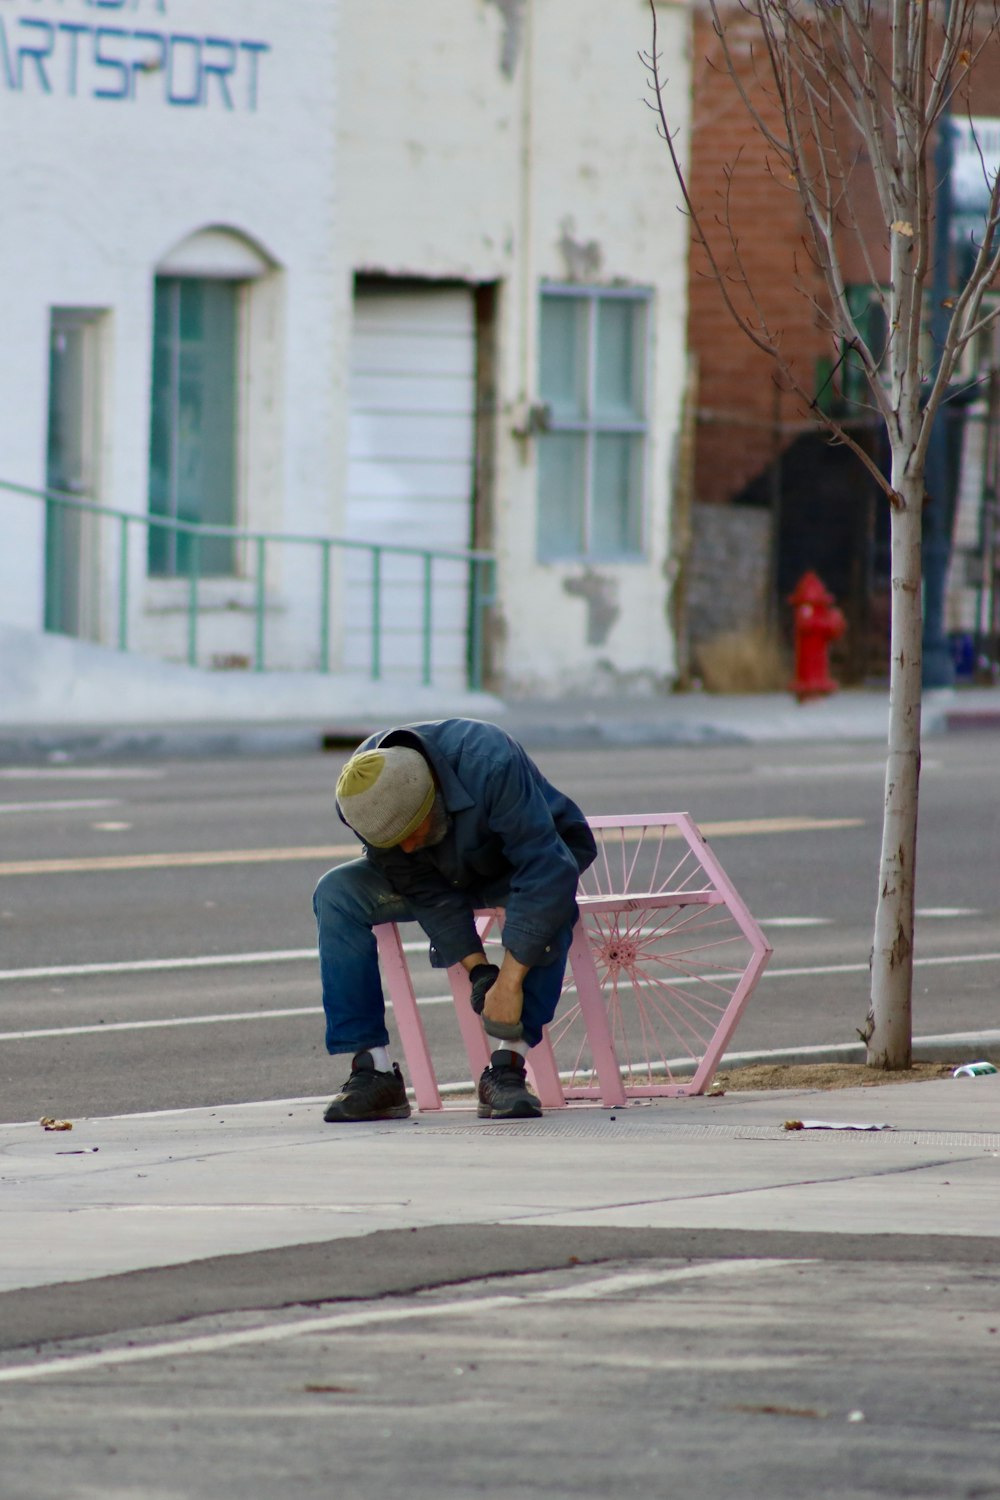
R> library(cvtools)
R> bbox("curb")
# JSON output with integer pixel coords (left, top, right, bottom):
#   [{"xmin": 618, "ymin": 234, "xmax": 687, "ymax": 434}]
[
  {"xmin": 709, "ymin": 1030, "xmax": 1000, "ymax": 1072},
  {"xmin": 0, "ymin": 719, "xmax": 752, "ymax": 761},
  {"xmin": 426, "ymin": 1029, "xmax": 1000, "ymax": 1098},
  {"xmin": 3, "ymin": 698, "xmax": 1000, "ymax": 762},
  {"xmin": 0, "ymin": 725, "xmax": 328, "ymax": 764},
  {"xmin": 943, "ymin": 710, "xmax": 1000, "ymax": 733}
]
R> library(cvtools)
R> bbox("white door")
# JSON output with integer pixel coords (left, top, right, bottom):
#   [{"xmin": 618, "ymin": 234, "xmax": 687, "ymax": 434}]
[{"xmin": 344, "ymin": 285, "xmax": 476, "ymax": 688}]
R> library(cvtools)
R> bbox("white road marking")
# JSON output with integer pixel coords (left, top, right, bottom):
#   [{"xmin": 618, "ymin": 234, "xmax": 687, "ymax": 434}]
[
  {"xmin": 0, "ymin": 996, "xmax": 453, "ymax": 1041},
  {"xmin": 0, "ymin": 1007, "xmax": 321, "ymax": 1040},
  {"xmin": 0, "ymin": 1259, "xmax": 808, "ymax": 1384},
  {"xmin": 0, "ymin": 939, "xmax": 434, "ymax": 983},
  {"xmin": 757, "ymin": 760, "xmax": 941, "ymax": 777},
  {"xmin": 4, "ymin": 951, "xmax": 1000, "ymax": 1043},
  {"xmin": 758, "ymin": 952, "xmax": 1000, "ymax": 978},
  {"xmin": 0, "ymin": 799, "xmax": 119, "ymax": 815},
  {"xmin": 519, "ymin": 1259, "xmax": 809, "ymax": 1301},
  {"xmin": 759, "ymin": 917, "xmax": 833, "ymax": 927},
  {"xmin": 916, "ymin": 907, "xmax": 982, "ymax": 919},
  {"xmin": 0, "ymin": 768, "xmax": 163, "ymax": 781}
]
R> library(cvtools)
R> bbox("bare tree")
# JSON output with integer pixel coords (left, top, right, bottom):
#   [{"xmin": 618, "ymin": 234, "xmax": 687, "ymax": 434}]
[{"xmin": 647, "ymin": 0, "xmax": 1000, "ymax": 1067}]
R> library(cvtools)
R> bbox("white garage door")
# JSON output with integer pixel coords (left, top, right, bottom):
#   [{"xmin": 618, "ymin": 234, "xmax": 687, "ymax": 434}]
[{"xmin": 344, "ymin": 285, "xmax": 477, "ymax": 688}]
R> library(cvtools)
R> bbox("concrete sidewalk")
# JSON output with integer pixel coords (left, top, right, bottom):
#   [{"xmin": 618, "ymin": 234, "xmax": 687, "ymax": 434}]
[
  {"xmin": 5, "ymin": 683, "xmax": 1000, "ymax": 762},
  {"xmin": 3, "ymin": 1069, "xmax": 998, "ymax": 1307},
  {"xmin": 4, "ymin": 622, "xmax": 1000, "ymax": 758},
  {"xmin": 502, "ymin": 682, "xmax": 1000, "ymax": 748},
  {"xmin": 4, "ymin": 1083, "xmax": 997, "ymax": 1500}
]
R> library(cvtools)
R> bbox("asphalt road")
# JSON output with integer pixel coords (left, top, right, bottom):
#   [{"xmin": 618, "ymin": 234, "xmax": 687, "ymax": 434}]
[
  {"xmin": 1, "ymin": 733, "xmax": 998, "ymax": 1122},
  {"xmin": 4, "ymin": 1244, "xmax": 1000, "ymax": 1500},
  {"xmin": 3, "ymin": 734, "xmax": 1000, "ymax": 1500}
]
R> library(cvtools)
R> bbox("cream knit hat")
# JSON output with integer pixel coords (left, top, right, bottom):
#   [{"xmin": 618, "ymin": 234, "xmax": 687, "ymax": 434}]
[{"xmin": 336, "ymin": 747, "xmax": 436, "ymax": 848}]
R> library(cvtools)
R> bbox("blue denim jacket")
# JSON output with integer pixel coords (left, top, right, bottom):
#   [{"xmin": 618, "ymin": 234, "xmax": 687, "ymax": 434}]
[{"xmin": 339, "ymin": 718, "xmax": 597, "ymax": 969}]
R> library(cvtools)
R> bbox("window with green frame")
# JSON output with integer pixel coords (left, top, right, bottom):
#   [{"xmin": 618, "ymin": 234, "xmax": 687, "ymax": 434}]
[
  {"xmin": 148, "ymin": 276, "xmax": 239, "ymax": 577},
  {"xmin": 536, "ymin": 285, "xmax": 649, "ymax": 561}
]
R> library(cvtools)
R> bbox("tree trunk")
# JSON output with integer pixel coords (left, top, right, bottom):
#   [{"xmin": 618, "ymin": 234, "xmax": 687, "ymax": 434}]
[{"xmin": 864, "ymin": 476, "xmax": 923, "ymax": 1069}]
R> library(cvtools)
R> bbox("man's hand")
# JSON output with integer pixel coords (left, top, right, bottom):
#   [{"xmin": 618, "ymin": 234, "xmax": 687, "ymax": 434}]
[
  {"xmin": 482, "ymin": 969, "xmax": 526, "ymax": 1042},
  {"xmin": 468, "ymin": 962, "xmax": 525, "ymax": 1039},
  {"xmin": 463, "ymin": 951, "xmax": 529, "ymax": 1042}
]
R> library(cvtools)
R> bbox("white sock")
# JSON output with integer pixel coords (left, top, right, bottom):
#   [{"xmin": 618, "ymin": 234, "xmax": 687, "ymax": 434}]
[
  {"xmin": 368, "ymin": 1046, "xmax": 391, "ymax": 1071},
  {"xmin": 499, "ymin": 1038, "xmax": 529, "ymax": 1058}
]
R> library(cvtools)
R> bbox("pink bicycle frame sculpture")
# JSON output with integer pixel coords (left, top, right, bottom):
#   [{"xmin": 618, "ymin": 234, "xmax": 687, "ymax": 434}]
[{"xmin": 375, "ymin": 811, "xmax": 773, "ymax": 1109}]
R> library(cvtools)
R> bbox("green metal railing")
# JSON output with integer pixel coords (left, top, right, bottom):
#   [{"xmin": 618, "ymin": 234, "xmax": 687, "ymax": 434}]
[{"xmin": 4, "ymin": 479, "xmax": 496, "ymax": 689}]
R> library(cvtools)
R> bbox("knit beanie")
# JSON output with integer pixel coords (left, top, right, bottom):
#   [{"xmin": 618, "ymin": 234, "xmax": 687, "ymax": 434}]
[{"xmin": 336, "ymin": 746, "xmax": 436, "ymax": 848}]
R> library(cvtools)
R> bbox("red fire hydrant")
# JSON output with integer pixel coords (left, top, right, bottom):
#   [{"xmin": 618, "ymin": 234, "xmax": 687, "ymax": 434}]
[{"xmin": 788, "ymin": 571, "xmax": 846, "ymax": 702}]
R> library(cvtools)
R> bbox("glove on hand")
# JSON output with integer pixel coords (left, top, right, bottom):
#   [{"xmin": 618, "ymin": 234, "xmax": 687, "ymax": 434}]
[
  {"xmin": 468, "ymin": 962, "xmax": 524, "ymax": 1042},
  {"xmin": 468, "ymin": 963, "xmax": 500, "ymax": 1015}
]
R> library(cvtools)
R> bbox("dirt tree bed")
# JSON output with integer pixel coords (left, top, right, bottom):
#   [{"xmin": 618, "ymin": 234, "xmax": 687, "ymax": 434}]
[{"xmin": 712, "ymin": 1061, "xmax": 964, "ymax": 1092}]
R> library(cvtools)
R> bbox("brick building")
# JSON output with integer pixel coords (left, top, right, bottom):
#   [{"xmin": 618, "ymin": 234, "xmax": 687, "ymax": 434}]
[
  {"xmin": 686, "ymin": 6, "xmax": 834, "ymax": 509},
  {"xmin": 682, "ymin": 2, "xmax": 1000, "ymax": 678}
]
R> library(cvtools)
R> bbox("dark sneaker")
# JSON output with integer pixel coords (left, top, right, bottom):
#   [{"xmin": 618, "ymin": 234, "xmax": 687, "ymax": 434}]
[
  {"xmin": 477, "ymin": 1049, "xmax": 542, "ymax": 1120},
  {"xmin": 323, "ymin": 1052, "xmax": 412, "ymax": 1123}
]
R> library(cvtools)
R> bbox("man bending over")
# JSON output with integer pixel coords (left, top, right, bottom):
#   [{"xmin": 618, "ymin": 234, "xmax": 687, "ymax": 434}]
[{"xmin": 313, "ymin": 718, "xmax": 596, "ymax": 1122}]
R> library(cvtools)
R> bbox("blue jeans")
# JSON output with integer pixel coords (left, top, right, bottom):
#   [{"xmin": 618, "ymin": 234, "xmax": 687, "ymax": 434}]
[{"xmin": 312, "ymin": 859, "xmax": 573, "ymax": 1056}]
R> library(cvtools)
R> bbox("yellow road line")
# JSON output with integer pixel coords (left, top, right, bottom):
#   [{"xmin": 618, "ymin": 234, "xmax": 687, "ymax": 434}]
[
  {"xmin": 0, "ymin": 817, "xmax": 863, "ymax": 878},
  {"xmin": 0, "ymin": 844, "xmax": 361, "ymax": 877},
  {"xmin": 699, "ymin": 816, "xmax": 863, "ymax": 837}
]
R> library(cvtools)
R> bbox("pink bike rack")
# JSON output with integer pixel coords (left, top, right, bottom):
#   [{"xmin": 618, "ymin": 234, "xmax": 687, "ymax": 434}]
[{"xmin": 376, "ymin": 812, "xmax": 772, "ymax": 1109}]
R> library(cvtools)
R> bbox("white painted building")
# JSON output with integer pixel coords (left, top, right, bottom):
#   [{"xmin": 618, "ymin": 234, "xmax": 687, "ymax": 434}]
[
  {"xmin": 1, "ymin": 0, "xmax": 692, "ymax": 700},
  {"xmin": 0, "ymin": 0, "xmax": 338, "ymax": 674},
  {"xmin": 335, "ymin": 0, "xmax": 692, "ymax": 696}
]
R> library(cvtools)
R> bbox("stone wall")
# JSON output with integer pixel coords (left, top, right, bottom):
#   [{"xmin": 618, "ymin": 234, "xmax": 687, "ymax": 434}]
[{"xmin": 685, "ymin": 502, "xmax": 772, "ymax": 648}]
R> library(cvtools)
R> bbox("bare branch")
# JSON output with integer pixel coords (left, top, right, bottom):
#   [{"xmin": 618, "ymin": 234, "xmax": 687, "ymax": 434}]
[
  {"xmin": 659, "ymin": 0, "xmax": 1000, "ymax": 1073},
  {"xmin": 643, "ymin": 10, "xmax": 777, "ymax": 359}
]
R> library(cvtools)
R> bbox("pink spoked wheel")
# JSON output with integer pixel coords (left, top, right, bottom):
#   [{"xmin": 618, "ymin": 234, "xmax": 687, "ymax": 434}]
[{"xmin": 546, "ymin": 814, "xmax": 772, "ymax": 1098}]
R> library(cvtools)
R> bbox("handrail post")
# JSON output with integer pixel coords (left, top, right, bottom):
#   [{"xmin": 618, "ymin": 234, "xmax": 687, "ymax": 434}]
[
  {"xmin": 319, "ymin": 539, "xmax": 332, "ymax": 673},
  {"xmin": 45, "ymin": 493, "xmax": 62, "ymax": 634},
  {"xmin": 371, "ymin": 546, "xmax": 382, "ymax": 680},
  {"xmin": 118, "ymin": 515, "xmax": 129, "ymax": 651},
  {"xmin": 422, "ymin": 551, "xmax": 433, "ymax": 685},
  {"xmin": 254, "ymin": 536, "xmax": 266, "ymax": 670},
  {"xmin": 187, "ymin": 531, "xmax": 200, "ymax": 667},
  {"xmin": 1, "ymin": 479, "xmax": 499, "ymax": 689},
  {"xmin": 469, "ymin": 558, "xmax": 482, "ymax": 692},
  {"xmin": 470, "ymin": 557, "xmax": 495, "ymax": 692}
]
